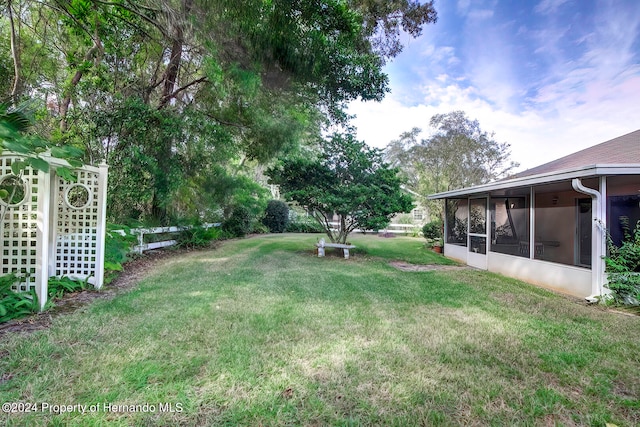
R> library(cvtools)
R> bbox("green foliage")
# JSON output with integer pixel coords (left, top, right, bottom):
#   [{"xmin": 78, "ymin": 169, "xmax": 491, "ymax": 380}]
[
  {"xmin": 422, "ymin": 219, "xmax": 443, "ymax": 245},
  {"xmin": 0, "ymin": 274, "xmax": 39, "ymax": 323},
  {"xmin": 262, "ymin": 200, "xmax": 290, "ymax": 233},
  {"xmin": 0, "ymin": 104, "xmax": 84, "ymax": 180},
  {"xmin": 177, "ymin": 225, "xmax": 223, "ymax": 249},
  {"xmin": 250, "ymin": 222, "xmax": 270, "ymax": 234},
  {"xmin": 48, "ymin": 276, "xmax": 92, "ymax": 299},
  {"xmin": 267, "ymin": 132, "xmax": 413, "ymax": 243},
  {"xmin": 285, "ymin": 217, "xmax": 325, "ymax": 233},
  {"xmin": 223, "ymin": 206, "xmax": 253, "ymax": 238},
  {"xmin": 386, "ymin": 111, "xmax": 519, "ymax": 219},
  {"xmin": 605, "ymin": 219, "xmax": 640, "ymax": 306},
  {"xmin": 2, "ymin": 0, "xmax": 438, "ymax": 226},
  {"xmin": 104, "ymin": 224, "xmax": 136, "ymax": 283}
]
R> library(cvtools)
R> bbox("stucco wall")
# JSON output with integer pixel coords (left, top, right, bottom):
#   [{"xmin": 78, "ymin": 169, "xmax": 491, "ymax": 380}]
[{"xmin": 487, "ymin": 252, "xmax": 592, "ymax": 297}]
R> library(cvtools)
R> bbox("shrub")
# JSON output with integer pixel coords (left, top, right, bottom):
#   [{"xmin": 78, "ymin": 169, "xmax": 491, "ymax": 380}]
[
  {"xmin": 250, "ymin": 222, "xmax": 270, "ymax": 234},
  {"xmin": 222, "ymin": 205, "xmax": 252, "ymax": 238},
  {"xmin": 104, "ymin": 224, "xmax": 137, "ymax": 283},
  {"xmin": 605, "ymin": 219, "xmax": 640, "ymax": 306},
  {"xmin": 422, "ymin": 220, "xmax": 443, "ymax": 241},
  {"xmin": 286, "ymin": 218, "xmax": 325, "ymax": 233},
  {"xmin": 177, "ymin": 225, "xmax": 222, "ymax": 249},
  {"xmin": 262, "ymin": 200, "xmax": 289, "ymax": 233}
]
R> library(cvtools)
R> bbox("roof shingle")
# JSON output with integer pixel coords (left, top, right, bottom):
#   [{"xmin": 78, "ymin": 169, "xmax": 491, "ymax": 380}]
[{"xmin": 510, "ymin": 129, "xmax": 640, "ymax": 179}]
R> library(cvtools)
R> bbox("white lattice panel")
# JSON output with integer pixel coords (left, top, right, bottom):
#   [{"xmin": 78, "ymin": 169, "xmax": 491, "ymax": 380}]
[
  {"xmin": 0, "ymin": 157, "xmax": 41, "ymax": 293},
  {"xmin": 54, "ymin": 170, "xmax": 101, "ymax": 280},
  {"xmin": 1, "ymin": 153, "xmax": 107, "ymax": 310}
]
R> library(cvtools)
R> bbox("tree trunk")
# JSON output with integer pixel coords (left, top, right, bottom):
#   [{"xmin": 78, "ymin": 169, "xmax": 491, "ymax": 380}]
[
  {"xmin": 157, "ymin": 0, "xmax": 193, "ymax": 110},
  {"xmin": 59, "ymin": 23, "xmax": 103, "ymax": 132},
  {"xmin": 8, "ymin": 0, "xmax": 21, "ymax": 102},
  {"xmin": 151, "ymin": 0, "xmax": 193, "ymax": 221}
]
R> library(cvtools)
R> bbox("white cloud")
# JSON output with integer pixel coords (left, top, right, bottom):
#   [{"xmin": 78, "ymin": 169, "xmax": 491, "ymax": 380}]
[
  {"xmin": 467, "ymin": 9, "xmax": 494, "ymax": 21},
  {"xmin": 456, "ymin": 0, "xmax": 471, "ymax": 15},
  {"xmin": 349, "ymin": 65, "xmax": 640, "ymax": 172},
  {"xmin": 349, "ymin": 0, "xmax": 640, "ymax": 175},
  {"xmin": 534, "ymin": 0, "xmax": 570, "ymax": 15}
]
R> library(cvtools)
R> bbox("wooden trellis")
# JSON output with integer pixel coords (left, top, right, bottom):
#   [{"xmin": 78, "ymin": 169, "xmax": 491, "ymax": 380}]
[{"xmin": 0, "ymin": 154, "xmax": 108, "ymax": 310}]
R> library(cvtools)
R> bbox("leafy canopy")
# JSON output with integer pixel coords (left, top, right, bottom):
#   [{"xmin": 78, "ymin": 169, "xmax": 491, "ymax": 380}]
[
  {"xmin": 0, "ymin": 104, "xmax": 84, "ymax": 192},
  {"xmin": 1, "ymin": 0, "xmax": 437, "ymax": 224},
  {"xmin": 385, "ymin": 110, "xmax": 519, "ymax": 220},
  {"xmin": 267, "ymin": 133, "xmax": 413, "ymax": 243}
]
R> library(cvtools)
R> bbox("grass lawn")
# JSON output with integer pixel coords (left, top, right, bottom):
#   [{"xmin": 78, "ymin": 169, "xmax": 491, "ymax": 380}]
[{"xmin": 1, "ymin": 233, "xmax": 639, "ymax": 426}]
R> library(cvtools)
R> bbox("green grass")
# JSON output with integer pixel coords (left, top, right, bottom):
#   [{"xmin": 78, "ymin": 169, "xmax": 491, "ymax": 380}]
[{"xmin": 1, "ymin": 234, "xmax": 639, "ymax": 426}]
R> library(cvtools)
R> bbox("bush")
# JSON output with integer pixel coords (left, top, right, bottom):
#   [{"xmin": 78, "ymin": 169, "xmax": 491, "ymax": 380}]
[
  {"xmin": 422, "ymin": 220, "xmax": 443, "ymax": 240},
  {"xmin": 222, "ymin": 205, "xmax": 252, "ymax": 238},
  {"xmin": 104, "ymin": 224, "xmax": 137, "ymax": 283},
  {"xmin": 262, "ymin": 200, "xmax": 289, "ymax": 233},
  {"xmin": 285, "ymin": 219, "xmax": 325, "ymax": 233},
  {"xmin": 177, "ymin": 225, "xmax": 222, "ymax": 249},
  {"xmin": 605, "ymin": 219, "xmax": 640, "ymax": 305},
  {"xmin": 250, "ymin": 222, "xmax": 270, "ymax": 234}
]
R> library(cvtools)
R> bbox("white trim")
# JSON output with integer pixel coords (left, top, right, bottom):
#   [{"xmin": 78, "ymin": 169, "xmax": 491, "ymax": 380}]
[
  {"xmin": 529, "ymin": 187, "xmax": 535, "ymax": 260},
  {"xmin": 0, "ymin": 174, "xmax": 30, "ymax": 207},
  {"xmin": 37, "ymin": 169, "xmax": 50, "ymax": 310},
  {"xmin": 94, "ymin": 163, "xmax": 109, "ymax": 289},
  {"xmin": 428, "ymin": 164, "xmax": 640, "ymax": 199}
]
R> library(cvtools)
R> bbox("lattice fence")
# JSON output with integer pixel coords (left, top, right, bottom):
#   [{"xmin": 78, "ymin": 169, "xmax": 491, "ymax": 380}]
[
  {"xmin": 0, "ymin": 156, "xmax": 41, "ymax": 293},
  {"xmin": 0, "ymin": 154, "xmax": 108, "ymax": 309}
]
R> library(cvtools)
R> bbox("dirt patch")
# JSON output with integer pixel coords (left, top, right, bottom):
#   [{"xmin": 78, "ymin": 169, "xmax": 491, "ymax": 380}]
[
  {"xmin": 389, "ymin": 261, "xmax": 468, "ymax": 272},
  {"xmin": 378, "ymin": 232, "xmax": 397, "ymax": 238},
  {"xmin": 0, "ymin": 249, "xmax": 191, "ymax": 338}
]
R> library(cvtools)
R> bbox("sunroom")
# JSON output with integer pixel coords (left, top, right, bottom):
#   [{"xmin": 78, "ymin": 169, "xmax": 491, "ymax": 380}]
[{"xmin": 428, "ymin": 129, "xmax": 640, "ymax": 299}]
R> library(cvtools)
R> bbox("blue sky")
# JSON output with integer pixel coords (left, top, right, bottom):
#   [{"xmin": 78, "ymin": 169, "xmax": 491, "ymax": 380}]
[{"xmin": 348, "ymin": 0, "xmax": 640, "ymax": 171}]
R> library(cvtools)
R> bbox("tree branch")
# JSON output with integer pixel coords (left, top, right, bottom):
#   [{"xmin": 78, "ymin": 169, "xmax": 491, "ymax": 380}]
[
  {"xmin": 8, "ymin": 0, "xmax": 21, "ymax": 101},
  {"xmin": 158, "ymin": 76, "xmax": 207, "ymax": 109},
  {"xmin": 92, "ymin": 0, "xmax": 169, "ymax": 38},
  {"xmin": 202, "ymin": 112, "xmax": 248, "ymax": 130}
]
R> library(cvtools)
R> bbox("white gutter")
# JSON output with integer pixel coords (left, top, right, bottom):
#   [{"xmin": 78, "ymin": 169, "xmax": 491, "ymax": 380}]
[
  {"xmin": 428, "ymin": 163, "xmax": 640, "ymax": 199},
  {"xmin": 571, "ymin": 178, "xmax": 605, "ymax": 302}
]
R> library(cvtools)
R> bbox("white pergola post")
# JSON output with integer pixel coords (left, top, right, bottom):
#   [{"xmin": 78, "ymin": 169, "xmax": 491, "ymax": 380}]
[
  {"xmin": 1, "ymin": 153, "xmax": 109, "ymax": 310},
  {"xmin": 93, "ymin": 163, "xmax": 109, "ymax": 289}
]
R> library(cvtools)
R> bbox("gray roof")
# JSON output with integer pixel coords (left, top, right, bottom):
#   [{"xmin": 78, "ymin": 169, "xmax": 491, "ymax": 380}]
[
  {"xmin": 509, "ymin": 129, "xmax": 640, "ymax": 179},
  {"xmin": 428, "ymin": 129, "xmax": 640, "ymax": 199}
]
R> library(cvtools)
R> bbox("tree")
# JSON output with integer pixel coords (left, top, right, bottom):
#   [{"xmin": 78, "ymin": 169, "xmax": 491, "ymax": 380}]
[
  {"xmin": 349, "ymin": 0, "xmax": 438, "ymax": 58},
  {"xmin": 267, "ymin": 133, "xmax": 413, "ymax": 244},
  {"xmin": 1, "ymin": 0, "xmax": 438, "ymax": 225},
  {"xmin": 386, "ymin": 111, "xmax": 519, "ymax": 219},
  {"xmin": 262, "ymin": 200, "xmax": 289, "ymax": 233}
]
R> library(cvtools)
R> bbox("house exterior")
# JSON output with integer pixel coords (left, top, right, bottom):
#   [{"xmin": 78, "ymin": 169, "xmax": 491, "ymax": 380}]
[
  {"xmin": 428, "ymin": 129, "xmax": 640, "ymax": 299},
  {"xmin": 389, "ymin": 204, "xmax": 428, "ymax": 226}
]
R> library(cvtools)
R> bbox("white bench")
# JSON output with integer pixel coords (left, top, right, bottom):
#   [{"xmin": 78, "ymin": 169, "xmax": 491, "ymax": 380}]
[{"xmin": 315, "ymin": 238, "xmax": 356, "ymax": 259}]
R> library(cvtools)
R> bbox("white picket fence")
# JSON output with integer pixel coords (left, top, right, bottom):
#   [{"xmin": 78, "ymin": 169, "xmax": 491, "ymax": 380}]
[
  {"xmin": 113, "ymin": 223, "xmax": 221, "ymax": 254},
  {"xmin": 112, "ymin": 221, "xmax": 419, "ymax": 255},
  {"xmin": 328, "ymin": 222, "xmax": 421, "ymax": 235}
]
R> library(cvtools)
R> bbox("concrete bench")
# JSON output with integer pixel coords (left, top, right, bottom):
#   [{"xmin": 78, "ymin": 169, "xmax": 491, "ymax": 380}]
[{"xmin": 315, "ymin": 238, "xmax": 356, "ymax": 259}]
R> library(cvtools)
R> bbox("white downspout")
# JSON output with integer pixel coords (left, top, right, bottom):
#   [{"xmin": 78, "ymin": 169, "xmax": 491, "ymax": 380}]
[{"xmin": 571, "ymin": 178, "xmax": 605, "ymax": 301}]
